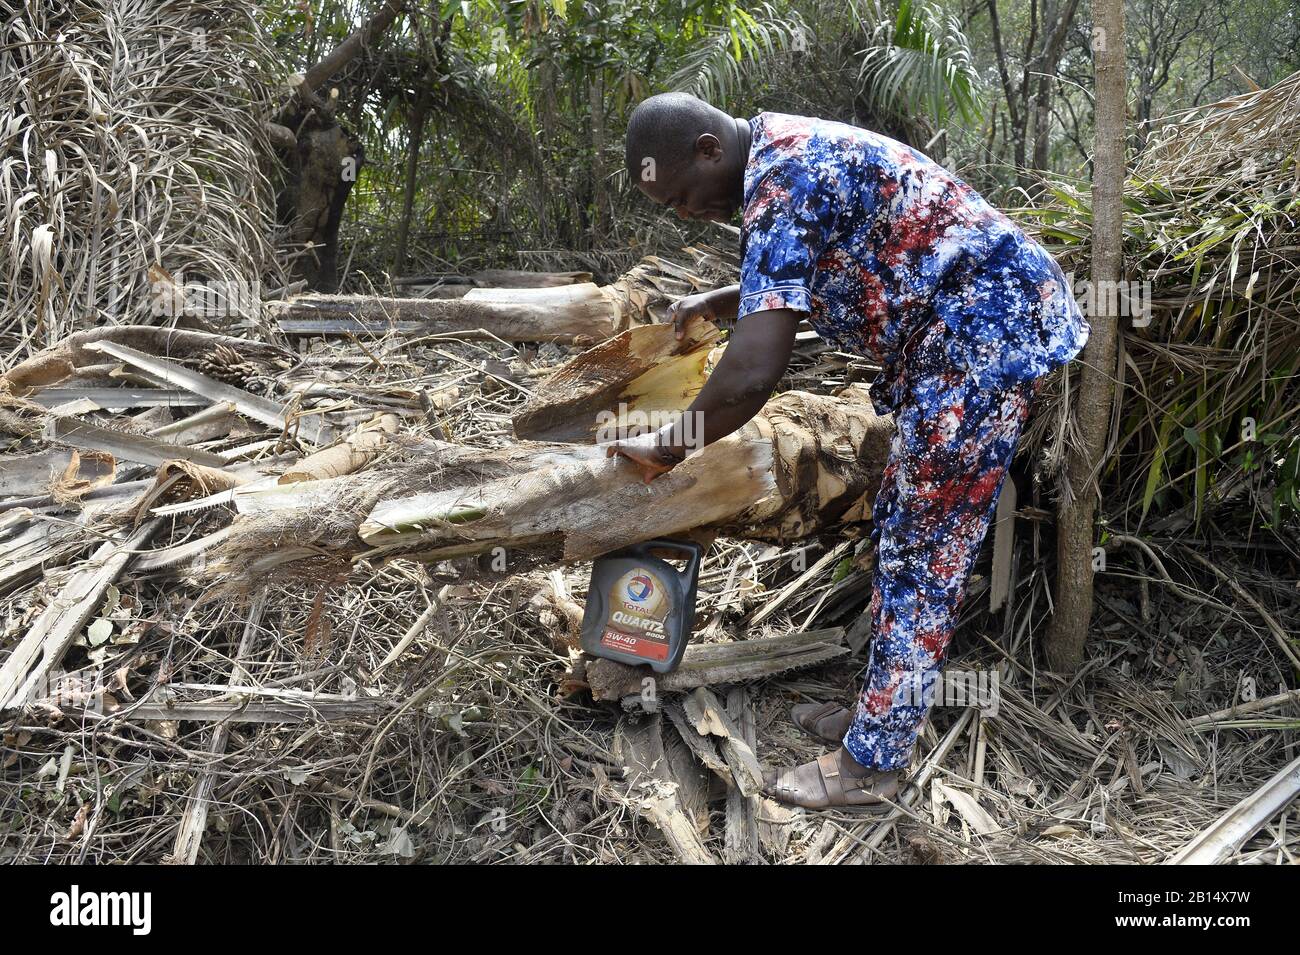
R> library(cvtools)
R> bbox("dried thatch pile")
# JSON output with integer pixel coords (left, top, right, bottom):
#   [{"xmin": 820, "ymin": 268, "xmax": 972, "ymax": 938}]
[
  {"xmin": 2, "ymin": 302, "xmax": 1296, "ymax": 864},
  {"xmin": 0, "ymin": 0, "xmax": 282, "ymax": 363},
  {"xmin": 1027, "ymin": 71, "xmax": 1300, "ymax": 533}
]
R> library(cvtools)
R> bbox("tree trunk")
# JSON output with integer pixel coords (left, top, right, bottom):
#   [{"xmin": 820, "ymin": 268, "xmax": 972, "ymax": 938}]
[
  {"xmin": 276, "ymin": 111, "xmax": 364, "ymax": 294},
  {"xmin": 988, "ymin": 0, "xmax": 1081, "ymax": 188},
  {"xmin": 589, "ymin": 71, "xmax": 608, "ymax": 240},
  {"xmin": 1043, "ymin": 0, "xmax": 1125, "ymax": 672},
  {"xmin": 268, "ymin": 1, "xmax": 408, "ymax": 292},
  {"xmin": 394, "ymin": 92, "xmax": 429, "ymax": 274}
]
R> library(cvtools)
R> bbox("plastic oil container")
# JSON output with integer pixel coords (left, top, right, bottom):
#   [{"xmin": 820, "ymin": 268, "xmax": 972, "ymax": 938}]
[{"xmin": 580, "ymin": 539, "xmax": 703, "ymax": 674}]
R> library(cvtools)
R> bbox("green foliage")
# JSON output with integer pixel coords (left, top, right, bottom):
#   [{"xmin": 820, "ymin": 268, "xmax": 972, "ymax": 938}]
[
  {"xmin": 665, "ymin": 2, "xmax": 809, "ymax": 105},
  {"xmin": 853, "ymin": 0, "xmax": 981, "ymax": 128},
  {"xmin": 266, "ymin": 0, "xmax": 994, "ymax": 274}
]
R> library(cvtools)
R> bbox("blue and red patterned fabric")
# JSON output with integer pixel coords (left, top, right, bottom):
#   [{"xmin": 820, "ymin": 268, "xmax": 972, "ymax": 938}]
[
  {"xmin": 734, "ymin": 112, "xmax": 1087, "ymax": 771},
  {"xmin": 737, "ymin": 111, "xmax": 1089, "ymax": 416},
  {"xmin": 844, "ymin": 317, "xmax": 1038, "ymax": 770}
]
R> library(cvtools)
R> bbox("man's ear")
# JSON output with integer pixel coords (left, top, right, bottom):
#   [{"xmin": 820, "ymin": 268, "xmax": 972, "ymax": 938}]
[{"xmin": 695, "ymin": 133, "xmax": 723, "ymax": 163}]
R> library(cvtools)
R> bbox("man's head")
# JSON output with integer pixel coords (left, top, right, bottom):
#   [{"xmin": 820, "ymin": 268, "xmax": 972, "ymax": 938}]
[{"xmin": 625, "ymin": 92, "xmax": 746, "ymax": 222}]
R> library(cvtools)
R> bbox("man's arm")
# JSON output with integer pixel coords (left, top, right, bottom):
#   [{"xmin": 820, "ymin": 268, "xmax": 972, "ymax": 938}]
[{"xmin": 607, "ymin": 308, "xmax": 798, "ymax": 482}]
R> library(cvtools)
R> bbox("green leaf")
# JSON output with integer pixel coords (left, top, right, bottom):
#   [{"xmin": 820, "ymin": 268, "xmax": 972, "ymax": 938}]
[
  {"xmin": 1142, "ymin": 405, "xmax": 1179, "ymax": 519},
  {"xmin": 832, "ymin": 557, "xmax": 854, "ymax": 584}
]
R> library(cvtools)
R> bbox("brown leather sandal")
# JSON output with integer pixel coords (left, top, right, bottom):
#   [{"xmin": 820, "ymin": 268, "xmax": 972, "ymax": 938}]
[
  {"xmin": 791, "ymin": 701, "xmax": 854, "ymax": 744},
  {"xmin": 765, "ymin": 752, "xmax": 900, "ymax": 810}
]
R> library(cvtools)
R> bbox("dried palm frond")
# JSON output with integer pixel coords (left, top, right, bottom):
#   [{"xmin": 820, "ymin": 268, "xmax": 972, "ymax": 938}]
[
  {"xmin": 1021, "ymin": 70, "xmax": 1300, "ymax": 532},
  {"xmin": 0, "ymin": 0, "xmax": 284, "ymax": 367}
]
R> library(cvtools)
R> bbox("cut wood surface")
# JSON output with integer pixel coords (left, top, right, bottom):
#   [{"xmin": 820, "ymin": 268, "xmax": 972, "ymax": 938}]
[
  {"xmin": 513, "ymin": 319, "xmax": 722, "ymax": 442},
  {"xmin": 681, "ymin": 687, "xmax": 764, "ymax": 797},
  {"xmin": 724, "ymin": 687, "xmax": 761, "ymax": 863},
  {"xmin": 614, "ymin": 711, "xmax": 718, "ymax": 864}
]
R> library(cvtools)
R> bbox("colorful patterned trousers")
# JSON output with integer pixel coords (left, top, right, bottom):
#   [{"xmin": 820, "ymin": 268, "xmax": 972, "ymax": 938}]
[{"xmin": 843, "ymin": 316, "xmax": 1040, "ymax": 771}]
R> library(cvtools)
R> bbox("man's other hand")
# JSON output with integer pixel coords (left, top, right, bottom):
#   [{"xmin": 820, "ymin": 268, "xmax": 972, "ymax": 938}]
[{"xmin": 604, "ymin": 429, "xmax": 685, "ymax": 484}]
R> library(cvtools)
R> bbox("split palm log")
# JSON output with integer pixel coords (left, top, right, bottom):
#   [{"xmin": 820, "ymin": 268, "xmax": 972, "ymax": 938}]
[
  {"xmin": 205, "ymin": 387, "xmax": 893, "ymax": 584},
  {"xmin": 512, "ymin": 318, "xmax": 722, "ymax": 442}
]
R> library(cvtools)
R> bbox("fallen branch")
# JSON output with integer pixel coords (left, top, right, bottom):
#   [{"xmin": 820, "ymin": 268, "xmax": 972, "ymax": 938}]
[
  {"xmin": 168, "ymin": 590, "xmax": 267, "ymax": 864},
  {"xmin": 0, "ymin": 519, "xmax": 162, "ymax": 709},
  {"xmin": 271, "ymin": 283, "xmax": 624, "ymax": 345},
  {"xmin": 1167, "ymin": 753, "xmax": 1300, "ymax": 863},
  {"xmin": 614, "ymin": 711, "xmax": 718, "ymax": 865},
  {"xmin": 584, "ymin": 627, "xmax": 847, "ymax": 701},
  {"xmin": 85, "ymin": 340, "xmax": 336, "ymax": 447}
]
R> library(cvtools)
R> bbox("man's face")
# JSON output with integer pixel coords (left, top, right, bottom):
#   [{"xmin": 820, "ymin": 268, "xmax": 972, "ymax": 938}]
[{"xmin": 636, "ymin": 134, "xmax": 741, "ymax": 222}]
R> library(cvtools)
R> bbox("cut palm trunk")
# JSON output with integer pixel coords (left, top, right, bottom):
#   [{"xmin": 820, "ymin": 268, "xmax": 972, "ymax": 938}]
[
  {"xmin": 196, "ymin": 318, "xmax": 891, "ymax": 584},
  {"xmin": 271, "ymin": 283, "xmax": 625, "ymax": 345},
  {"xmin": 272, "ymin": 255, "xmax": 716, "ymax": 344},
  {"xmin": 203, "ymin": 388, "xmax": 893, "ymax": 584}
]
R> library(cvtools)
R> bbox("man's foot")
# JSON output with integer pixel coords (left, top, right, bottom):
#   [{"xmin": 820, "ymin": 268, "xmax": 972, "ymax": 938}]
[
  {"xmin": 790, "ymin": 701, "xmax": 853, "ymax": 744},
  {"xmin": 763, "ymin": 747, "xmax": 900, "ymax": 809}
]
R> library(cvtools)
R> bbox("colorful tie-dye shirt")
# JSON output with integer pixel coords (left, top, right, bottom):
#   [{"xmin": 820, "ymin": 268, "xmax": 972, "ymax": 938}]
[{"xmin": 737, "ymin": 112, "xmax": 1089, "ymax": 413}]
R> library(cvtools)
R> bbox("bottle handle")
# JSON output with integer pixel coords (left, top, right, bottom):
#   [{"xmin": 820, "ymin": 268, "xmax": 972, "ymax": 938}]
[{"xmin": 641, "ymin": 538, "xmax": 703, "ymax": 582}]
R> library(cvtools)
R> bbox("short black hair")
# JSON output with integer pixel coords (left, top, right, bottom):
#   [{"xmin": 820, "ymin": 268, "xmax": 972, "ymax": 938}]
[{"xmin": 625, "ymin": 92, "xmax": 726, "ymax": 182}]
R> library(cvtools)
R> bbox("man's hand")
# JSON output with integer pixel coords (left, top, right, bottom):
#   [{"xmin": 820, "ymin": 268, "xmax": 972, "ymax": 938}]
[
  {"xmin": 665, "ymin": 292, "xmax": 716, "ymax": 341},
  {"xmin": 664, "ymin": 284, "xmax": 740, "ymax": 340},
  {"xmin": 604, "ymin": 428, "xmax": 686, "ymax": 484}
]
